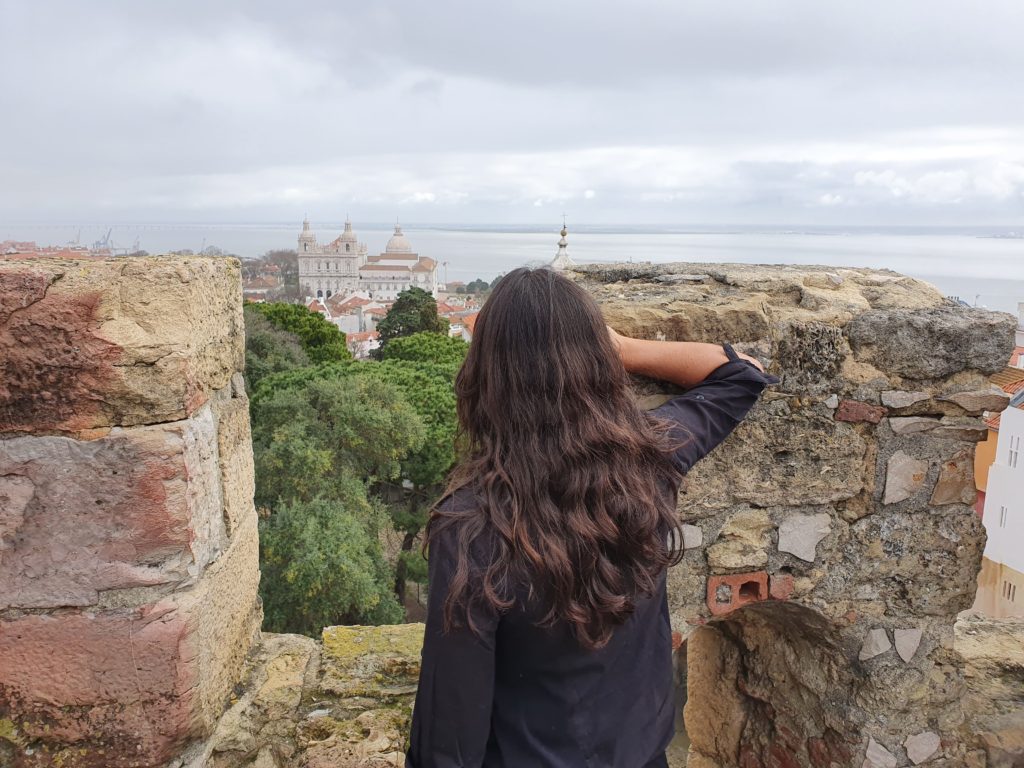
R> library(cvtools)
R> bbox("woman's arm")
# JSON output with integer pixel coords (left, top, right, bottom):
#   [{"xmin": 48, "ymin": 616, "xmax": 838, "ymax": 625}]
[
  {"xmin": 607, "ymin": 327, "xmax": 778, "ymax": 473},
  {"xmin": 607, "ymin": 327, "xmax": 765, "ymax": 386}
]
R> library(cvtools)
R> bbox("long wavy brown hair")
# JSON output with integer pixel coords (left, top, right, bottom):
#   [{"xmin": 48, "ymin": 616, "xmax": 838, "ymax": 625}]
[{"xmin": 426, "ymin": 266, "xmax": 686, "ymax": 650}]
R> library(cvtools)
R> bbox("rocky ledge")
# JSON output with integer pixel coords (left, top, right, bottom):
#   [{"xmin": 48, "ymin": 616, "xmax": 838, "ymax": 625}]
[
  {"xmin": 166, "ymin": 616, "xmax": 1023, "ymax": 768},
  {"xmin": 173, "ymin": 624, "xmax": 425, "ymax": 768}
]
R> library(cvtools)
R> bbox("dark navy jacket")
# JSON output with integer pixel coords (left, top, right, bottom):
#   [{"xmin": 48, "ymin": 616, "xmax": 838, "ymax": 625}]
[{"xmin": 407, "ymin": 352, "xmax": 777, "ymax": 768}]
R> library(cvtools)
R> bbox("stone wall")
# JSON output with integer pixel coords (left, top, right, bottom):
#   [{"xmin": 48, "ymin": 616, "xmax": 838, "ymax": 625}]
[
  {"xmin": 574, "ymin": 262, "xmax": 1018, "ymax": 768},
  {"xmin": 1, "ymin": 257, "xmax": 1021, "ymax": 768},
  {"xmin": 0, "ymin": 258, "xmax": 262, "ymax": 767}
]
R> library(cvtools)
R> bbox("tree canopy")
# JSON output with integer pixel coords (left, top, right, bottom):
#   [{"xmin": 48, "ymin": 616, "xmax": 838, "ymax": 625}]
[
  {"xmin": 242, "ymin": 301, "xmax": 464, "ymax": 633},
  {"xmin": 250, "ymin": 374, "xmax": 425, "ymax": 508},
  {"xmin": 374, "ymin": 287, "xmax": 449, "ymax": 352},
  {"xmin": 243, "ymin": 306, "xmax": 310, "ymax": 390},
  {"xmin": 260, "ymin": 492, "xmax": 403, "ymax": 634},
  {"xmin": 248, "ymin": 301, "xmax": 351, "ymax": 364},
  {"xmin": 379, "ymin": 331, "xmax": 468, "ymax": 371}
]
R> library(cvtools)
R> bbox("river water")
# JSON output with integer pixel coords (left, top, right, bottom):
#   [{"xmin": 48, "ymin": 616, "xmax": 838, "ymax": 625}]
[{"xmin": 4, "ymin": 222, "xmax": 1022, "ymax": 314}]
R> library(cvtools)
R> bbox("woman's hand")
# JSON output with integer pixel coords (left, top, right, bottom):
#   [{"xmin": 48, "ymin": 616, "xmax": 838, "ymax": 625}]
[{"xmin": 734, "ymin": 350, "xmax": 766, "ymax": 373}]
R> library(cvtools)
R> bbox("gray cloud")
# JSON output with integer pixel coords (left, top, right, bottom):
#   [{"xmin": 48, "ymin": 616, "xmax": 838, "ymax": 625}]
[{"xmin": 1, "ymin": 0, "xmax": 1022, "ymax": 224}]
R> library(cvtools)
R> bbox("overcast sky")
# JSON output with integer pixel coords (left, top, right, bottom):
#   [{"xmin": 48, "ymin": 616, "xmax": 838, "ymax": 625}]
[{"xmin": 2, "ymin": 0, "xmax": 1023, "ymax": 226}]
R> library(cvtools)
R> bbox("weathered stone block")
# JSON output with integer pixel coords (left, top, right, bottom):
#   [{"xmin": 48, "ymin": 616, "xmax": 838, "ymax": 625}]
[
  {"xmin": 0, "ymin": 257, "xmax": 244, "ymax": 435},
  {"xmin": 835, "ymin": 399, "xmax": 887, "ymax": 424},
  {"xmin": 682, "ymin": 411, "xmax": 868, "ymax": 510},
  {"xmin": 939, "ymin": 390, "xmax": 1011, "ymax": 415},
  {"xmin": 0, "ymin": 511, "xmax": 260, "ymax": 765},
  {"xmin": 0, "ymin": 406, "xmax": 228, "ymax": 610},
  {"xmin": 706, "ymin": 508, "xmax": 772, "ymax": 571},
  {"xmin": 320, "ymin": 623, "xmax": 425, "ymax": 699},
  {"xmin": 882, "ymin": 451, "xmax": 929, "ymax": 504},
  {"xmin": 213, "ymin": 390, "xmax": 257, "ymax": 534},
  {"xmin": 850, "ymin": 510, "xmax": 985, "ymax": 615},
  {"xmin": 881, "ymin": 390, "xmax": 930, "ymax": 409},
  {"xmin": 846, "ymin": 306, "xmax": 1016, "ymax": 379},
  {"xmin": 769, "ymin": 573, "xmax": 795, "ymax": 600},
  {"xmin": 930, "ymin": 448, "xmax": 976, "ymax": 506}
]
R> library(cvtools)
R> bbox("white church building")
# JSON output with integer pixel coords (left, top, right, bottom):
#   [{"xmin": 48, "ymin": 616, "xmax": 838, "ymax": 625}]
[{"xmin": 297, "ymin": 218, "xmax": 440, "ymax": 301}]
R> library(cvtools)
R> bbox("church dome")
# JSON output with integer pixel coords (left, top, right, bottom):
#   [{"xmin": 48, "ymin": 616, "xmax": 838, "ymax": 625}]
[{"xmin": 385, "ymin": 224, "xmax": 413, "ymax": 253}]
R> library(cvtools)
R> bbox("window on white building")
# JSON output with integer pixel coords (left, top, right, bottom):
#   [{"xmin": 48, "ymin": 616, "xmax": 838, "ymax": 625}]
[
  {"xmin": 1010, "ymin": 435, "xmax": 1020, "ymax": 469},
  {"xmin": 1000, "ymin": 505, "xmax": 1009, "ymax": 527},
  {"xmin": 1003, "ymin": 580, "xmax": 1017, "ymax": 602}
]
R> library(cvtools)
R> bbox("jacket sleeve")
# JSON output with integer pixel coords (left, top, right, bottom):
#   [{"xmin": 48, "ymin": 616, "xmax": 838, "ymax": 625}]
[
  {"xmin": 650, "ymin": 344, "xmax": 779, "ymax": 474},
  {"xmin": 406, "ymin": 523, "xmax": 499, "ymax": 767}
]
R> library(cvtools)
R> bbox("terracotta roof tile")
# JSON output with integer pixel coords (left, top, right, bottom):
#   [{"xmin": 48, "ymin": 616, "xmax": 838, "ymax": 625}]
[
  {"xmin": 991, "ymin": 366, "xmax": 1024, "ymax": 391},
  {"xmin": 361, "ymin": 264, "xmax": 411, "ymax": 272}
]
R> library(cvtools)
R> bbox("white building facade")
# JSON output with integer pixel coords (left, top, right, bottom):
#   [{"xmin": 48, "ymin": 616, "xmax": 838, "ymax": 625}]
[
  {"xmin": 981, "ymin": 401, "xmax": 1024, "ymax": 617},
  {"xmin": 297, "ymin": 219, "xmax": 440, "ymax": 301}
]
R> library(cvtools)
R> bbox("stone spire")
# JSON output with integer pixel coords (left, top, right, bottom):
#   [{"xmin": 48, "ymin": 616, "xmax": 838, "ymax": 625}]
[
  {"xmin": 550, "ymin": 218, "xmax": 574, "ymax": 270},
  {"xmin": 341, "ymin": 216, "xmax": 357, "ymax": 243},
  {"xmin": 298, "ymin": 216, "xmax": 316, "ymax": 252}
]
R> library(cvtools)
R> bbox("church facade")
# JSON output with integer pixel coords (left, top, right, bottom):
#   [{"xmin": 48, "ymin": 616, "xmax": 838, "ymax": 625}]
[{"xmin": 297, "ymin": 218, "xmax": 440, "ymax": 300}]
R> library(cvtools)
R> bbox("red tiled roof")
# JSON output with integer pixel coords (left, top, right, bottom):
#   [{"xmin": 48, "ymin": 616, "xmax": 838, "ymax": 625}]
[
  {"xmin": 307, "ymin": 299, "xmax": 328, "ymax": 314},
  {"xmin": 367, "ymin": 253, "xmax": 418, "ymax": 262},
  {"xmin": 361, "ymin": 264, "xmax": 411, "ymax": 272},
  {"xmin": 991, "ymin": 366, "xmax": 1024, "ymax": 392},
  {"xmin": 326, "ymin": 295, "xmax": 370, "ymax": 312},
  {"xmin": 463, "ymin": 312, "xmax": 479, "ymax": 333},
  {"xmin": 244, "ymin": 276, "xmax": 280, "ymax": 289},
  {"xmin": 347, "ymin": 331, "xmax": 379, "ymax": 342}
]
